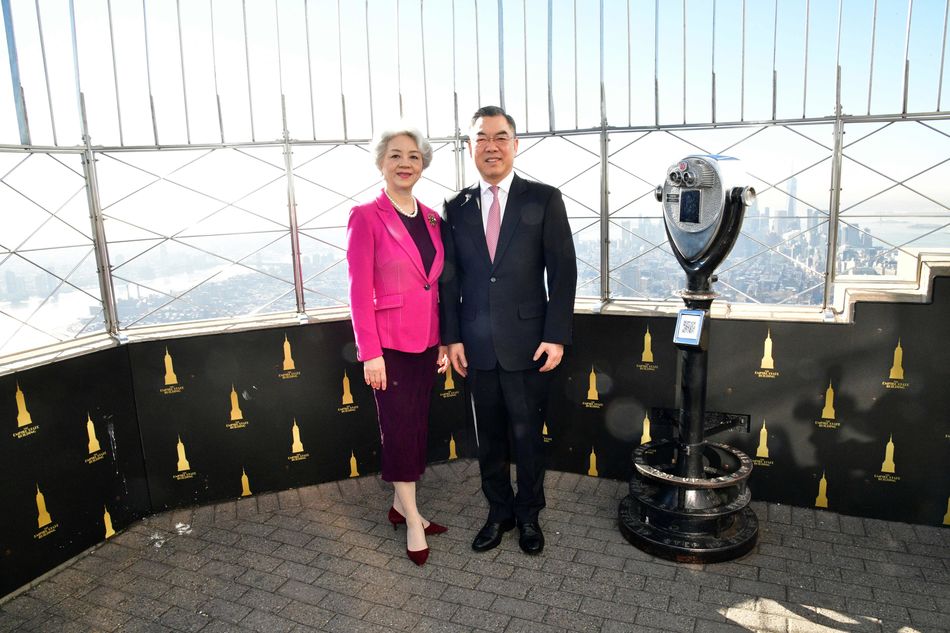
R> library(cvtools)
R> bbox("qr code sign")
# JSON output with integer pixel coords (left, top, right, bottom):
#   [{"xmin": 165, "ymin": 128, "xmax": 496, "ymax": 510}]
[{"xmin": 681, "ymin": 319, "xmax": 697, "ymax": 335}]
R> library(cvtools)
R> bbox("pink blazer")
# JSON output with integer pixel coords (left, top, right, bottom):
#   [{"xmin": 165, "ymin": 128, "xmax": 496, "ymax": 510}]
[{"xmin": 346, "ymin": 190, "xmax": 444, "ymax": 361}]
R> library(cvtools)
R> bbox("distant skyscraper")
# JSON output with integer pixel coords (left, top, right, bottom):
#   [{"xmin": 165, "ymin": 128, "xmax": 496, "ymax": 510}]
[{"xmin": 786, "ymin": 176, "xmax": 798, "ymax": 217}]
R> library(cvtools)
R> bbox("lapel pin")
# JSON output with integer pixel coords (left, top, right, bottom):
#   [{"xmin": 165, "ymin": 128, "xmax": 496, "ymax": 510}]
[{"xmin": 427, "ymin": 213, "xmax": 437, "ymax": 226}]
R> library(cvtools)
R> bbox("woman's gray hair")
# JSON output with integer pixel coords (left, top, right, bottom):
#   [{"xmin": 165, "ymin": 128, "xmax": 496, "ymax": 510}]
[{"xmin": 372, "ymin": 126, "xmax": 433, "ymax": 171}]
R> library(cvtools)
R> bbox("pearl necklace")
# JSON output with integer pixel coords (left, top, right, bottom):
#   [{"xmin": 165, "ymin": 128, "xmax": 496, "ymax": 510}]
[{"xmin": 386, "ymin": 191, "xmax": 418, "ymax": 218}]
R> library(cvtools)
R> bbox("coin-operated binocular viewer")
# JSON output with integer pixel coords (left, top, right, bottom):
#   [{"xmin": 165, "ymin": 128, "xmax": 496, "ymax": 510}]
[{"xmin": 618, "ymin": 155, "xmax": 759, "ymax": 563}]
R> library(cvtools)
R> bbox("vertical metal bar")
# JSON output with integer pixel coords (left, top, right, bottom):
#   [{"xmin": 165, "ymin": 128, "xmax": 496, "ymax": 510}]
[
  {"xmin": 771, "ymin": 0, "xmax": 778, "ymax": 121},
  {"xmin": 336, "ymin": 0, "xmax": 347, "ymax": 139},
  {"xmin": 364, "ymin": 0, "xmax": 375, "ymax": 138},
  {"xmin": 282, "ymin": 96, "xmax": 306, "ymax": 316},
  {"xmin": 68, "ymin": 0, "xmax": 82, "ymax": 132},
  {"xmin": 654, "ymin": 0, "xmax": 659, "ymax": 126},
  {"xmin": 210, "ymin": 0, "xmax": 224, "ymax": 142},
  {"xmin": 901, "ymin": 0, "xmax": 913, "ymax": 115},
  {"xmin": 304, "ymin": 0, "xmax": 316, "ymax": 139},
  {"xmin": 682, "ymin": 0, "xmax": 686, "ymax": 124},
  {"xmin": 868, "ymin": 0, "xmax": 878, "ymax": 115},
  {"xmin": 599, "ymin": 0, "xmax": 609, "ymax": 305},
  {"xmin": 242, "ymin": 0, "xmax": 255, "ymax": 141},
  {"xmin": 475, "ymin": 0, "xmax": 482, "ymax": 104},
  {"xmin": 574, "ymin": 0, "xmax": 579, "ymax": 128},
  {"xmin": 835, "ymin": 0, "xmax": 843, "ymax": 71},
  {"xmin": 548, "ymin": 0, "xmax": 554, "ymax": 131},
  {"xmin": 33, "ymin": 0, "xmax": 57, "ymax": 145},
  {"xmin": 802, "ymin": 0, "xmax": 810, "ymax": 118},
  {"xmin": 80, "ymin": 96, "xmax": 119, "ymax": 337},
  {"xmin": 396, "ymin": 0, "xmax": 403, "ymax": 117},
  {"xmin": 420, "ymin": 0, "xmax": 430, "ymax": 136},
  {"xmin": 70, "ymin": 2, "xmax": 120, "ymax": 336},
  {"xmin": 454, "ymin": 92, "xmax": 464, "ymax": 190},
  {"xmin": 1, "ymin": 0, "xmax": 30, "ymax": 145},
  {"xmin": 523, "ymin": 0, "xmax": 528, "ymax": 130},
  {"xmin": 939, "ymin": 0, "xmax": 949, "ymax": 110},
  {"xmin": 498, "ymin": 0, "xmax": 505, "ymax": 110},
  {"xmin": 626, "ymin": 0, "xmax": 631, "ymax": 127},
  {"xmin": 453, "ymin": 0, "xmax": 463, "ymax": 190},
  {"xmin": 712, "ymin": 0, "xmax": 716, "ymax": 123},
  {"xmin": 740, "ymin": 0, "xmax": 746, "ymax": 121},
  {"xmin": 176, "ymin": 0, "xmax": 191, "ymax": 144},
  {"xmin": 275, "ymin": 0, "xmax": 284, "ymax": 97},
  {"xmin": 823, "ymin": 66, "xmax": 844, "ymax": 312},
  {"xmin": 106, "ymin": 0, "xmax": 124, "ymax": 145},
  {"xmin": 142, "ymin": 0, "xmax": 158, "ymax": 144}
]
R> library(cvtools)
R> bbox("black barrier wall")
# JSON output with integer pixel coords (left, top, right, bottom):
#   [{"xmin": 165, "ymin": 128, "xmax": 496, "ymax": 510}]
[
  {"xmin": 127, "ymin": 320, "xmax": 473, "ymax": 512},
  {"xmin": 3, "ymin": 280, "xmax": 949, "ymax": 597},
  {"xmin": 546, "ymin": 277, "xmax": 950, "ymax": 528},
  {"xmin": 1, "ymin": 320, "xmax": 473, "ymax": 597},
  {"xmin": 0, "ymin": 348, "xmax": 150, "ymax": 597}
]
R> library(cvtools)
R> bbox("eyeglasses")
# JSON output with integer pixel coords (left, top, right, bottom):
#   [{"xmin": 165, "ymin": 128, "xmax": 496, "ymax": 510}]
[{"xmin": 473, "ymin": 134, "xmax": 513, "ymax": 147}]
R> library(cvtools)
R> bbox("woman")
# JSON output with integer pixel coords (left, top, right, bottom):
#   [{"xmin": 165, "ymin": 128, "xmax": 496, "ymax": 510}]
[{"xmin": 346, "ymin": 126, "xmax": 448, "ymax": 566}]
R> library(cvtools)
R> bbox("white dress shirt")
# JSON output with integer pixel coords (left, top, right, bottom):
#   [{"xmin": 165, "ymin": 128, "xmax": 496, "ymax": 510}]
[{"xmin": 478, "ymin": 170, "xmax": 516, "ymax": 234}]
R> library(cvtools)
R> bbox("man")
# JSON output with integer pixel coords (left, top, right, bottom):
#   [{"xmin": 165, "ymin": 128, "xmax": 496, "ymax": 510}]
[{"xmin": 439, "ymin": 106, "xmax": 577, "ymax": 555}]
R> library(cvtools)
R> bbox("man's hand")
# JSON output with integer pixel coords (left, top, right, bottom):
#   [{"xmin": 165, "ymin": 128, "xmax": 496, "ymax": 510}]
[
  {"xmin": 364, "ymin": 356, "xmax": 386, "ymax": 390},
  {"xmin": 437, "ymin": 345, "xmax": 450, "ymax": 374},
  {"xmin": 533, "ymin": 342, "xmax": 564, "ymax": 372},
  {"xmin": 447, "ymin": 343, "xmax": 468, "ymax": 378}
]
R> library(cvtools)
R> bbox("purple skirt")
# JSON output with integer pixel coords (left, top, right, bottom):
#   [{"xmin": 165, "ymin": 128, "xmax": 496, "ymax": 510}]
[{"xmin": 374, "ymin": 346, "xmax": 439, "ymax": 482}]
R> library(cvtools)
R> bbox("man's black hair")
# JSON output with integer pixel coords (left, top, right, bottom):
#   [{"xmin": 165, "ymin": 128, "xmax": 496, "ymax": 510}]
[{"xmin": 471, "ymin": 105, "xmax": 517, "ymax": 135}]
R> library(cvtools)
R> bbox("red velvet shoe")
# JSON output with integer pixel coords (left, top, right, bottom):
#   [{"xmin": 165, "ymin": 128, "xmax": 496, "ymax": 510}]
[
  {"xmin": 406, "ymin": 546, "xmax": 429, "ymax": 566},
  {"xmin": 388, "ymin": 507, "xmax": 448, "ymax": 535},
  {"xmin": 387, "ymin": 506, "xmax": 406, "ymax": 529}
]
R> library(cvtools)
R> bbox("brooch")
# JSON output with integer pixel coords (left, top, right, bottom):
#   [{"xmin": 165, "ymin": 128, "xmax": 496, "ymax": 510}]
[{"xmin": 427, "ymin": 213, "xmax": 438, "ymax": 226}]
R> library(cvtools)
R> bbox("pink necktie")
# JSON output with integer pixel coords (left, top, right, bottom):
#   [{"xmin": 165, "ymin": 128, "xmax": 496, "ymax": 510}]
[{"xmin": 486, "ymin": 185, "xmax": 501, "ymax": 262}]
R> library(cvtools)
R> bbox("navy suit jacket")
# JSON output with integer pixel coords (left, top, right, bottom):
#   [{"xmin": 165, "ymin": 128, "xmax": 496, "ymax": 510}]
[{"xmin": 439, "ymin": 174, "xmax": 577, "ymax": 371}]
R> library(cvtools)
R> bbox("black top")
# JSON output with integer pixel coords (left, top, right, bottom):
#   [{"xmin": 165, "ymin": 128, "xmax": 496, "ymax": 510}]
[{"xmin": 398, "ymin": 205, "xmax": 435, "ymax": 276}]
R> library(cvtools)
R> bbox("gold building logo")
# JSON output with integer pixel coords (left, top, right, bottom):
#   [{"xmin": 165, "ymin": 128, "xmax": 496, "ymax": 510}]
[
  {"xmin": 160, "ymin": 348, "xmax": 184, "ymax": 394},
  {"xmin": 815, "ymin": 381, "xmax": 840, "ymax": 429},
  {"xmin": 349, "ymin": 450, "xmax": 360, "ymax": 478},
  {"xmin": 543, "ymin": 422, "xmax": 551, "ymax": 443},
  {"xmin": 240, "ymin": 468, "xmax": 252, "ymax": 497},
  {"xmin": 289, "ymin": 419, "xmax": 309, "ymax": 462},
  {"xmin": 339, "ymin": 371, "xmax": 358, "ymax": 413},
  {"xmin": 227, "ymin": 385, "xmax": 248, "ymax": 429},
  {"xmin": 103, "ymin": 506, "xmax": 116, "ymax": 538},
  {"xmin": 448, "ymin": 434, "xmax": 458, "ymax": 460},
  {"xmin": 279, "ymin": 335, "xmax": 301, "ymax": 380},
  {"xmin": 640, "ymin": 413, "xmax": 652, "ymax": 445},
  {"xmin": 637, "ymin": 326, "xmax": 658, "ymax": 371},
  {"xmin": 755, "ymin": 329, "xmax": 779, "ymax": 379},
  {"xmin": 815, "ymin": 471, "xmax": 829, "ymax": 508},
  {"xmin": 174, "ymin": 436, "xmax": 195, "ymax": 480},
  {"xmin": 882, "ymin": 339, "xmax": 908, "ymax": 390},
  {"xmin": 85, "ymin": 413, "xmax": 107, "ymax": 465},
  {"xmin": 754, "ymin": 419, "xmax": 772, "ymax": 466},
  {"xmin": 583, "ymin": 366, "xmax": 603, "ymax": 409},
  {"xmin": 875, "ymin": 434, "xmax": 899, "ymax": 482},
  {"xmin": 587, "ymin": 447, "xmax": 599, "ymax": 477},
  {"xmin": 441, "ymin": 364, "xmax": 460, "ymax": 398},
  {"xmin": 13, "ymin": 382, "xmax": 39, "ymax": 439},
  {"xmin": 34, "ymin": 484, "xmax": 57, "ymax": 539}
]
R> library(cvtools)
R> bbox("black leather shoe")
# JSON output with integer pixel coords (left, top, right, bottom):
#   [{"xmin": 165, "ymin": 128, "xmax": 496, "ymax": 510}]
[
  {"xmin": 472, "ymin": 518, "xmax": 516, "ymax": 552},
  {"xmin": 517, "ymin": 522, "xmax": 544, "ymax": 555}
]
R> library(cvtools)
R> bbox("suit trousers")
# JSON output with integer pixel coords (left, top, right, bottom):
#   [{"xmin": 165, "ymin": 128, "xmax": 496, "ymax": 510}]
[{"xmin": 470, "ymin": 365, "xmax": 553, "ymax": 524}]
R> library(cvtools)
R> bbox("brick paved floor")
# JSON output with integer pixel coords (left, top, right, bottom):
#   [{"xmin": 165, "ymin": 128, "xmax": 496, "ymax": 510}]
[{"xmin": 1, "ymin": 459, "xmax": 948, "ymax": 632}]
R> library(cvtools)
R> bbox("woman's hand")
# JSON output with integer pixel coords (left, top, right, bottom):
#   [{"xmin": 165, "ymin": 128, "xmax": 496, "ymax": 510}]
[
  {"xmin": 364, "ymin": 356, "xmax": 386, "ymax": 390},
  {"xmin": 437, "ymin": 345, "xmax": 450, "ymax": 374}
]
